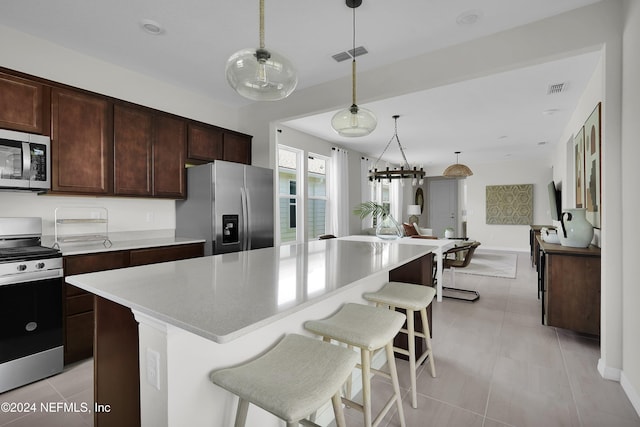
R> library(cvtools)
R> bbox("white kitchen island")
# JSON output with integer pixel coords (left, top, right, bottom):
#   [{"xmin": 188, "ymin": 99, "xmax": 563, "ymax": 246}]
[{"xmin": 66, "ymin": 239, "xmax": 436, "ymax": 427}]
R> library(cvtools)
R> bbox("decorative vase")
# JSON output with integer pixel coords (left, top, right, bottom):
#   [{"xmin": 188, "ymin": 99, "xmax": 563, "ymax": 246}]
[
  {"xmin": 558, "ymin": 208, "xmax": 594, "ymax": 248},
  {"xmin": 444, "ymin": 228, "xmax": 454, "ymax": 239},
  {"xmin": 376, "ymin": 214, "xmax": 403, "ymax": 240}
]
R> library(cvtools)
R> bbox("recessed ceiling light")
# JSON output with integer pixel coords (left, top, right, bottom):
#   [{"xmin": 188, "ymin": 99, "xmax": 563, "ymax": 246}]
[
  {"xmin": 140, "ymin": 19, "xmax": 164, "ymax": 35},
  {"xmin": 538, "ymin": 141, "xmax": 548, "ymax": 145},
  {"xmin": 542, "ymin": 109, "xmax": 559, "ymax": 115},
  {"xmin": 456, "ymin": 10, "xmax": 482, "ymax": 26}
]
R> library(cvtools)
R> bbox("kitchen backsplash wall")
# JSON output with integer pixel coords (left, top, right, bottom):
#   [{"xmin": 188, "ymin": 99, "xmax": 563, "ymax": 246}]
[{"xmin": 0, "ymin": 192, "xmax": 175, "ymax": 236}]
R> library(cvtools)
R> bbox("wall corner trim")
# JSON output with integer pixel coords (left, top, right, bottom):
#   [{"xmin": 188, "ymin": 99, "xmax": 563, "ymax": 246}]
[{"xmin": 598, "ymin": 357, "xmax": 622, "ymax": 381}]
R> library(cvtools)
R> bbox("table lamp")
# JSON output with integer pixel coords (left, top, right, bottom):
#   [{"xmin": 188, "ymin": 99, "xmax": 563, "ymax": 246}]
[{"xmin": 407, "ymin": 204, "xmax": 421, "ymax": 225}]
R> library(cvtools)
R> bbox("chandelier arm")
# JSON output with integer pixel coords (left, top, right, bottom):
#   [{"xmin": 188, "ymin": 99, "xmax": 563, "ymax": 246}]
[
  {"xmin": 395, "ymin": 134, "xmax": 411, "ymax": 170},
  {"xmin": 259, "ymin": 0, "xmax": 265, "ymax": 49},
  {"xmin": 372, "ymin": 133, "xmax": 397, "ymax": 170}
]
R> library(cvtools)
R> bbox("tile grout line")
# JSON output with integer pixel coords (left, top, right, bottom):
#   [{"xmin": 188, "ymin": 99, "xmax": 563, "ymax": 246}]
[{"xmin": 555, "ymin": 327, "xmax": 584, "ymax": 427}]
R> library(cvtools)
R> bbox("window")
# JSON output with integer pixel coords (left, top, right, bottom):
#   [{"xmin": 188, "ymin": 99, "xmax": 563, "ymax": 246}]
[
  {"xmin": 307, "ymin": 155, "xmax": 327, "ymax": 239},
  {"xmin": 370, "ymin": 180, "xmax": 390, "ymax": 227},
  {"xmin": 278, "ymin": 147, "xmax": 301, "ymax": 244}
]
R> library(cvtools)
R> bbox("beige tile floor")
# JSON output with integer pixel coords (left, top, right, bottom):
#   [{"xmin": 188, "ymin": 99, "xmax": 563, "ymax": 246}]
[
  {"xmin": 1, "ymin": 250, "xmax": 639, "ymax": 427},
  {"xmin": 342, "ymin": 251, "xmax": 640, "ymax": 427}
]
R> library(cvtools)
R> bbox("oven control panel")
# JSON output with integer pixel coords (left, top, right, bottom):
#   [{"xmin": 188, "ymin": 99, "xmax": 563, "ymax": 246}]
[{"xmin": 0, "ymin": 258, "xmax": 63, "ymax": 286}]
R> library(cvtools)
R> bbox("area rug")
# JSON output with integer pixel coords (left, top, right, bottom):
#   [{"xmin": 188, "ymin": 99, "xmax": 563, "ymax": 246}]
[{"xmin": 455, "ymin": 251, "xmax": 518, "ymax": 278}]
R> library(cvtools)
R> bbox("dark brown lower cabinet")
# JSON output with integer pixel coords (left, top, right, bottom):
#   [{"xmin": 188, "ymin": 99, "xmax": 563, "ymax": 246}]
[{"xmin": 94, "ymin": 296, "xmax": 140, "ymax": 427}]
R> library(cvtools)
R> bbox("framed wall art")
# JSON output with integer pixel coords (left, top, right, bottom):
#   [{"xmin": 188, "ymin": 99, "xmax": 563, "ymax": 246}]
[
  {"xmin": 486, "ymin": 184, "xmax": 533, "ymax": 225},
  {"xmin": 584, "ymin": 103, "xmax": 601, "ymax": 228},
  {"xmin": 574, "ymin": 127, "xmax": 585, "ymax": 208}
]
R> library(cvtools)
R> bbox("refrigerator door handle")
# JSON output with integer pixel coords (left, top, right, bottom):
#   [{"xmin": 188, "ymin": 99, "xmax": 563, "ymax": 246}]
[{"xmin": 241, "ymin": 186, "xmax": 250, "ymax": 250}]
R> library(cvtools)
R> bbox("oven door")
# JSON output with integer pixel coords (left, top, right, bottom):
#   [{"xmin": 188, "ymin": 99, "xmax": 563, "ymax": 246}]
[{"xmin": 0, "ymin": 277, "xmax": 63, "ymax": 392}]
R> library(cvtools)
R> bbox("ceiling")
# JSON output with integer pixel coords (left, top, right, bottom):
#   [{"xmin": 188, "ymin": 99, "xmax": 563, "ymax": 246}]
[{"xmin": 0, "ymin": 0, "xmax": 602, "ymax": 168}]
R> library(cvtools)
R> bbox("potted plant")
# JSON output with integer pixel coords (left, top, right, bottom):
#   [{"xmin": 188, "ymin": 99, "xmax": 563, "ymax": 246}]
[{"xmin": 353, "ymin": 201, "xmax": 403, "ymax": 240}]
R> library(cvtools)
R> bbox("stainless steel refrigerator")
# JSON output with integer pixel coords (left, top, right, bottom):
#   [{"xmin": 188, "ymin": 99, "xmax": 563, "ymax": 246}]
[{"xmin": 176, "ymin": 161, "xmax": 274, "ymax": 256}]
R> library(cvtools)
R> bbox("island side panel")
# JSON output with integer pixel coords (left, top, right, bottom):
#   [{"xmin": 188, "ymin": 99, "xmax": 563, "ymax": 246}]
[
  {"xmin": 388, "ymin": 253, "xmax": 433, "ymax": 359},
  {"xmin": 94, "ymin": 296, "xmax": 140, "ymax": 427}
]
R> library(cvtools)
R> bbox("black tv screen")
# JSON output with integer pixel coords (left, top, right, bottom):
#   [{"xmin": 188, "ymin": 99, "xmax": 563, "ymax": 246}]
[{"xmin": 548, "ymin": 181, "xmax": 562, "ymax": 221}]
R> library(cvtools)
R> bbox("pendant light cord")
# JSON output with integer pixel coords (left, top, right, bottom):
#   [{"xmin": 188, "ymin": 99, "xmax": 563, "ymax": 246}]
[
  {"xmin": 351, "ymin": 5, "xmax": 357, "ymax": 106},
  {"xmin": 259, "ymin": 0, "xmax": 265, "ymax": 49}
]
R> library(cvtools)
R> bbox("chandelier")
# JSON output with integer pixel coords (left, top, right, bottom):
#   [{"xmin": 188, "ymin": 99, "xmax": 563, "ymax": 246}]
[{"xmin": 369, "ymin": 115, "xmax": 425, "ymax": 186}]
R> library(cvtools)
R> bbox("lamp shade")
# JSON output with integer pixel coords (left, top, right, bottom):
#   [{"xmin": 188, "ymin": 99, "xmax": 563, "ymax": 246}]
[
  {"xmin": 331, "ymin": 105, "xmax": 377, "ymax": 137},
  {"xmin": 407, "ymin": 205, "xmax": 421, "ymax": 215},
  {"xmin": 443, "ymin": 163, "xmax": 473, "ymax": 177},
  {"xmin": 225, "ymin": 47, "xmax": 298, "ymax": 101}
]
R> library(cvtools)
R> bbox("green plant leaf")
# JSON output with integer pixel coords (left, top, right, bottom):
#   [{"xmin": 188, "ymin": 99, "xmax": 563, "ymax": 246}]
[{"xmin": 353, "ymin": 201, "xmax": 389, "ymax": 220}]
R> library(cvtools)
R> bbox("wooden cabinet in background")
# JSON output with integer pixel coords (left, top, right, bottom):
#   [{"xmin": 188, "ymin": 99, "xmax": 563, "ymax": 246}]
[
  {"xmin": 114, "ymin": 104, "xmax": 186, "ymax": 198},
  {"xmin": 63, "ymin": 251, "xmax": 129, "ymax": 364},
  {"xmin": 187, "ymin": 122, "xmax": 223, "ymax": 162},
  {"xmin": 187, "ymin": 122, "xmax": 252, "ymax": 165},
  {"xmin": 51, "ymin": 88, "xmax": 113, "ymax": 194},
  {"xmin": 223, "ymin": 132, "xmax": 252, "ymax": 164},
  {"xmin": 114, "ymin": 104, "xmax": 153, "ymax": 196},
  {"xmin": 539, "ymin": 239, "xmax": 601, "ymax": 336},
  {"xmin": 0, "ymin": 71, "xmax": 49, "ymax": 134},
  {"xmin": 152, "ymin": 114, "xmax": 186, "ymax": 198}
]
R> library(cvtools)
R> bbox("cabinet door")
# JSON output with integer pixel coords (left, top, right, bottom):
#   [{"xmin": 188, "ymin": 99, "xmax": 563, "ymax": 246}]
[
  {"xmin": 51, "ymin": 88, "xmax": 112, "ymax": 194},
  {"xmin": 0, "ymin": 72, "xmax": 47, "ymax": 134},
  {"xmin": 223, "ymin": 132, "xmax": 252, "ymax": 164},
  {"xmin": 114, "ymin": 104, "xmax": 153, "ymax": 196},
  {"xmin": 187, "ymin": 123, "xmax": 223, "ymax": 162},
  {"xmin": 153, "ymin": 115, "xmax": 186, "ymax": 198},
  {"xmin": 129, "ymin": 243, "xmax": 204, "ymax": 266}
]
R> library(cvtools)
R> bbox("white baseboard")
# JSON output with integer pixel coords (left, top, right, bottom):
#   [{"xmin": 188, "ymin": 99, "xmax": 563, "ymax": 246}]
[
  {"xmin": 597, "ymin": 357, "xmax": 622, "ymax": 381},
  {"xmin": 621, "ymin": 372, "xmax": 640, "ymax": 417}
]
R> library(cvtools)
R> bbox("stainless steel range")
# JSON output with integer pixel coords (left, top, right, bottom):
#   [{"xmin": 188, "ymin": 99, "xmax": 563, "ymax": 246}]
[{"xmin": 0, "ymin": 217, "xmax": 63, "ymax": 393}]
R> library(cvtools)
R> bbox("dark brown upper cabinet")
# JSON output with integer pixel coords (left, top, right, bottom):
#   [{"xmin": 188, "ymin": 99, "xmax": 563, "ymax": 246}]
[
  {"xmin": 114, "ymin": 104, "xmax": 153, "ymax": 196},
  {"xmin": 223, "ymin": 132, "xmax": 252, "ymax": 165},
  {"xmin": 187, "ymin": 123, "xmax": 223, "ymax": 162},
  {"xmin": 187, "ymin": 122, "xmax": 252, "ymax": 165},
  {"xmin": 0, "ymin": 71, "xmax": 49, "ymax": 134},
  {"xmin": 114, "ymin": 103, "xmax": 186, "ymax": 198},
  {"xmin": 153, "ymin": 114, "xmax": 186, "ymax": 198},
  {"xmin": 51, "ymin": 88, "xmax": 113, "ymax": 194}
]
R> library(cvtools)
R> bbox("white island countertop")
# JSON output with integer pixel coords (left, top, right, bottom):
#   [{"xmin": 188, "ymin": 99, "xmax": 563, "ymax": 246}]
[{"xmin": 65, "ymin": 239, "xmax": 434, "ymax": 344}]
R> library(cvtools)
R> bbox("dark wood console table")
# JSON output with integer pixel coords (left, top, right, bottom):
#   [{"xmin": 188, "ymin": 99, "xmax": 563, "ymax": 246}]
[{"xmin": 537, "ymin": 237, "xmax": 601, "ymax": 336}]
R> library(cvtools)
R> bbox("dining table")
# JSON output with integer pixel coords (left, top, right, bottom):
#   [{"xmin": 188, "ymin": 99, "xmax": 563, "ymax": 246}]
[{"xmin": 338, "ymin": 235, "xmax": 457, "ymax": 302}]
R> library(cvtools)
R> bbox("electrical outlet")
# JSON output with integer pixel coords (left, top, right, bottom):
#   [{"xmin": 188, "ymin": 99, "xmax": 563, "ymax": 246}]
[{"xmin": 146, "ymin": 348, "xmax": 161, "ymax": 390}]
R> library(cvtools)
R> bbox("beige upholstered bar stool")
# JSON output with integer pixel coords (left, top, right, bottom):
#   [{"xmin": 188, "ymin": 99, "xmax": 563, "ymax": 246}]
[
  {"xmin": 210, "ymin": 334, "xmax": 358, "ymax": 427},
  {"xmin": 363, "ymin": 282, "xmax": 436, "ymax": 409},
  {"xmin": 304, "ymin": 303, "xmax": 407, "ymax": 427}
]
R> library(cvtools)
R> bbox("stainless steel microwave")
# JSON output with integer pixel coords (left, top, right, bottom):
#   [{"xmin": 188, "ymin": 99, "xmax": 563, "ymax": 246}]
[{"xmin": 0, "ymin": 129, "xmax": 51, "ymax": 191}]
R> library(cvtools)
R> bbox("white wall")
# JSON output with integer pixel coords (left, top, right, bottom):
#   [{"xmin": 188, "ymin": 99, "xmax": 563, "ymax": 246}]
[
  {"xmin": 0, "ymin": 192, "xmax": 175, "ymax": 236},
  {"xmin": 457, "ymin": 160, "xmax": 552, "ymax": 251},
  {"xmin": 621, "ymin": 0, "xmax": 640, "ymax": 414}
]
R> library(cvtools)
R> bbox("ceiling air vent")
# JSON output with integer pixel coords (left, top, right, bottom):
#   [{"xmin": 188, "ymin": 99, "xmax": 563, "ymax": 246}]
[
  {"xmin": 332, "ymin": 46, "xmax": 368, "ymax": 62},
  {"xmin": 547, "ymin": 82, "xmax": 567, "ymax": 94}
]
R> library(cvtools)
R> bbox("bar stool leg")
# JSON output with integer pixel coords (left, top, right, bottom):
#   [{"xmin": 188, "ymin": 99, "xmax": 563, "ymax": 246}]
[
  {"xmin": 406, "ymin": 308, "xmax": 418, "ymax": 409},
  {"xmin": 235, "ymin": 399, "xmax": 249, "ymax": 427},
  {"xmin": 361, "ymin": 349, "xmax": 373, "ymax": 427},
  {"xmin": 385, "ymin": 342, "xmax": 407, "ymax": 427},
  {"xmin": 331, "ymin": 391, "xmax": 347, "ymax": 427},
  {"xmin": 420, "ymin": 308, "xmax": 436, "ymax": 378}
]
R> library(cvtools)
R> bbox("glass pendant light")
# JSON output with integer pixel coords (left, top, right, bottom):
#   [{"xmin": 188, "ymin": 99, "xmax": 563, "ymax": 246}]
[
  {"xmin": 225, "ymin": 0, "xmax": 297, "ymax": 101},
  {"xmin": 331, "ymin": 0, "xmax": 377, "ymax": 137}
]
